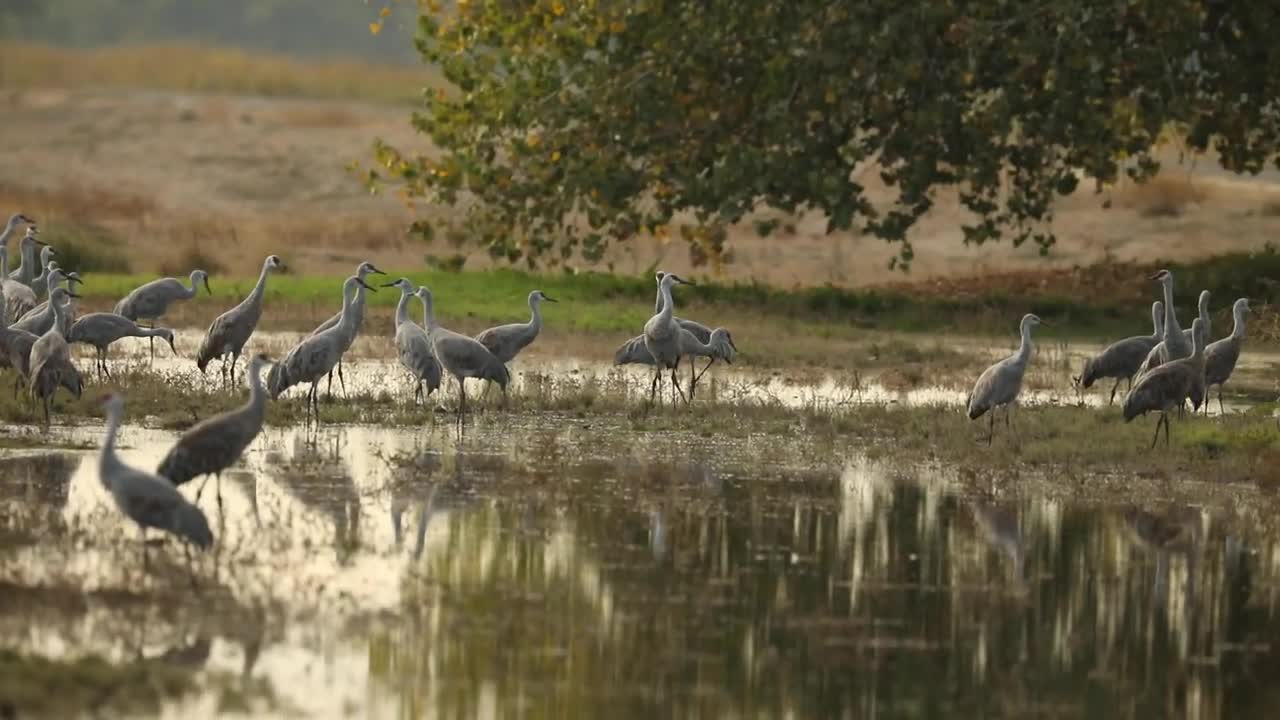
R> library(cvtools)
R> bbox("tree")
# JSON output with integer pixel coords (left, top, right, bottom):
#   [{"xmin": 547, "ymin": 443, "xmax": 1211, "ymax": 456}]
[{"xmin": 369, "ymin": 0, "xmax": 1280, "ymax": 270}]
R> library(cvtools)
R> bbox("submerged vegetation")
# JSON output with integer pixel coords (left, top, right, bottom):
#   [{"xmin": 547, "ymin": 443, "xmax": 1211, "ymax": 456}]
[{"xmin": 6, "ymin": 358, "xmax": 1278, "ymax": 480}]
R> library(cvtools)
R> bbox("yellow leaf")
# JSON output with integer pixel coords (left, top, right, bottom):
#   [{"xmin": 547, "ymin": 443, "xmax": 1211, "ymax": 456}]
[
  {"xmin": 369, "ymin": 21, "xmax": 382, "ymax": 35},
  {"xmin": 552, "ymin": 1, "xmax": 566, "ymax": 17},
  {"xmin": 380, "ymin": 6, "xmax": 391, "ymax": 17},
  {"xmin": 608, "ymin": 20, "xmax": 625, "ymax": 33},
  {"xmin": 550, "ymin": 150, "xmax": 561, "ymax": 162},
  {"xmin": 528, "ymin": 133, "xmax": 542, "ymax": 148}
]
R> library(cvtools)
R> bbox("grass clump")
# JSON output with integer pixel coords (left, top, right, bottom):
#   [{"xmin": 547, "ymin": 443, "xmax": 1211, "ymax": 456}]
[{"xmin": 0, "ymin": 648, "xmax": 195, "ymax": 718}]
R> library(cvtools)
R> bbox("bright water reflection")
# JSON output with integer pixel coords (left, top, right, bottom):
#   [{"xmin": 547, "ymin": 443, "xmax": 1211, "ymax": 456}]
[{"xmin": 1, "ymin": 420, "xmax": 1278, "ymax": 718}]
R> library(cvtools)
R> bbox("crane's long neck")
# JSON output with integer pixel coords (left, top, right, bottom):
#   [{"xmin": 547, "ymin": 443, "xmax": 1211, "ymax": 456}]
[
  {"xmin": 138, "ymin": 327, "xmax": 169, "ymax": 340},
  {"xmin": 1152, "ymin": 304, "xmax": 1164, "ymax": 338},
  {"xmin": 1015, "ymin": 323, "xmax": 1034, "ymax": 362},
  {"xmin": 336, "ymin": 285, "xmax": 360, "ymax": 332},
  {"xmin": 395, "ymin": 290, "xmax": 411, "ymax": 327},
  {"xmin": 657, "ymin": 282, "xmax": 676, "ymax": 327},
  {"xmin": 0, "ymin": 220, "xmax": 15, "ymax": 248},
  {"xmin": 1199, "ymin": 298, "xmax": 1211, "ymax": 339},
  {"xmin": 420, "ymin": 292, "xmax": 436, "ymax": 331},
  {"xmin": 99, "ymin": 407, "xmax": 125, "ymax": 485},
  {"xmin": 1231, "ymin": 307, "xmax": 1247, "ymax": 340},
  {"xmin": 0, "ymin": 247, "xmax": 9, "ymax": 277},
  {"xmin": 245, "ymin": 263, "xmax": 272, "ymax": 307},
  {"xmin": 18, "ymin": 241, "xmax": 37, "ymax": 281},
  {"xmin": 49, "ymin": 295, "xmax": 66, "ymax": 332},
  {"xmin": 1162, "ymin": 280, "xmax": 1180, "ymax": 335},
  {"xmin": 654, "ymin": 284, "xmax": 665, "ymax": 315},
  {"xmin": 246, "ymin": 359, "xmax": 268, "ymax": 410},
  {"xmin": 527, "ymin": 297, "xmax": 542, "ymax": 332},
  {"xmin": 184, "ymin": 272, "xmax": 201, "ymax": 299}
]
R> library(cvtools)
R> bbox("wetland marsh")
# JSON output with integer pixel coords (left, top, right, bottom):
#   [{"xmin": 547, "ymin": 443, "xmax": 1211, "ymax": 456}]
[{"xmin": 2, "ymin": 332, "xmax": 1280, "ymax": 718}]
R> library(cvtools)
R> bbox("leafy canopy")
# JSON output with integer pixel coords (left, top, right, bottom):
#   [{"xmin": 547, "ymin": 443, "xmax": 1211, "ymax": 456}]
[{"xmin": 370, "ymin": 0, "xmax": 1280, "ymax": 269}]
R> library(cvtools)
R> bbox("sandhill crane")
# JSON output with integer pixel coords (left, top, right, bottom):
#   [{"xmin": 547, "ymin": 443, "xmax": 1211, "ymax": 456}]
[
  {"xmin": 8, "ymin": 227, "xmax": 47, "ymax": 289},
  {"xmin": 1141, "ymin": 270, "xmax": 1193, "ymax": 373},
  {"xmin": 643, "ymin": 272, "xmax": 696, "ymax": 405},
  {"xmin": 307, "ymin": 260, "xmax": 384, "ymax": 397},
  {"xmin": 1123, "ymin": 318, "xmax": 1206, "ymax": 448},
  {"xmin": 652, "ymin": 270, "xmax": 713, "ymax": 343},
  {"xmin": 10, "ymin": 267, "xmax": 80, "ymax": 336},
  {"xmin": 615, "ymin": 326, "xmax": 737, "ymax": 400},
  {"xmin": 97, "ymin": 393, "xmax": 213, "ymax": 563},
  {"xmin": 0, "ymin": 244, "xmax": 38, "ymax": 322},
  {"xmin": 383, "ymin": 279, "xmax": 441, "ymax": 404},
  {"xmin": 157, "ymin": 353, "xmax": 273, "ymax": 507},
  {"xmin": 474, "ymin": 289, "xmax": 558, "ymax": 364},
  {"xmin": 19, "ymin": 259, "xmax": 76, "ymax": 322},
  {"xmin": 114, "ymin": 269, "xmax": 211, "ymax": 358},
  {"xmin": 28, "ymin": 246, "xmax": 57, "ymax": 298},
  {"xmin": 1182, "ymin": 290, "xmax": 1212, "ymax": 347},
  {"xmin": 0, "ymin": 213, "xmax": 34, "ymax": 249},
  {"xmin": 29, "ymin": 288, "xmax": 82, "ymax": 424},
  {"xmin": 1077, "ymin": 301, "xmax": 1164, "ymax": 405},
  {"xmin": 419, "ymin": 286, "xmax": 509, "ymax": 422},
  {"xmin": 267, "ymin": 275, "xmax": 376, "ymax": 424},
  {"xmin": 967, "ymin": 313, "xmax": 1044, "ymax": 444},
  {"xmin": 1202, "ymin": 298, "xmax": 1249, "ymax": 415},
  {"xmin": 196, "ymin": 255, "xmax": 282, "ymax": 384},
  {"xmin": 69, "ymin": 312, "xmax": 177, "ymax": 379},
  {"xmin": 0, "ymin": 293, "xmax": 39, "ymax": 397}
]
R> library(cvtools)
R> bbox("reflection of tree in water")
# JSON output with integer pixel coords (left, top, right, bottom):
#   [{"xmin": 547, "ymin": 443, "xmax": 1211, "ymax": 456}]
[
  {"xmin": 359, "ymin": 450, "xmax": 1280, "ymax": 718},
  {"xmin": 264, "ymin": 432, "xmax": 361, "ymax": 561},
  {"xmin": 0, "ymin": 452, "xmax": 79, "ymax": 542},
  {"xmin": 0, "ymin": 452, "xmax": 78, "ymax": 510}
]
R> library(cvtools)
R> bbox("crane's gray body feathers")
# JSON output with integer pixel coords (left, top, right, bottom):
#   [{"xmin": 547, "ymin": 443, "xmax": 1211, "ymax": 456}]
[{"xmin": 158, "ymin": 356, "xmax": 271, "ymax": 486}]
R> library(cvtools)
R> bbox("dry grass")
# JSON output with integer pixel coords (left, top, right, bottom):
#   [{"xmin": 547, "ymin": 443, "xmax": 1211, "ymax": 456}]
[
  {"xmin": 0, "ymin": 183, "xmax": 156, "ymax": 224},
  {"xmin": 0, "ymin": 43, "xmax": 438, "ymax": 104},
  {"xmin": 1113, "ymin": 175, "xmax": 1211, "ymax": 218}
]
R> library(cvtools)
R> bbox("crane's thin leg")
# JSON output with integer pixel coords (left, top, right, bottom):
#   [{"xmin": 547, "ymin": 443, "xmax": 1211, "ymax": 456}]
[
  {"xmin": 670, "ymin": 366, "xmax": 689, "ymax": 406},
  {"xmin": 692, "ymin": 358, "xmax": 715, "ymax": 397},
  {"xmin": 337, "ymin": 359, "xmax": 347, "ymax": 398},
  {"xmin": 196, "ymin": 475, "xmax": 209, "ymax": 502},
  {"xmin": 310, "ymin": 384, "xmax": 320, "ymax": 426},
  {"xmin": 987, "ymin": 411, "xmax": 995, "ymax": 445},
  {"xmin": 1149, "ymin": 413, "xmax": 1163, "ymax": 449},
  {"xmin": 1164, "ymin": 411, "xmax": 1171, "ymax": 447},
  {"xmin": 1109, "ymin": 378, "xmax": 1121, "ymax": 406},
  {"xmin": 1218, "ymin": 386, "xmax": 1226, "ymax": 416},
  {"xmin": 647, "ymin": 368, "xmax": 661, "ymax": 407},
  {"xmin": 457, "ymin": 378, "xmax": 467, "ymax": 427},
  {"xmin": 140, "ymin": 527, "xmax": 149, "ymax": 570},
  {"xmin": 325, "ymin": 368, "xmax": 334, "ymax": 400},
  {"xmin": 216, "ymin": 472, "xmax": 223, "ymax": 510},
  {"xmin": 231, "ymin": 351, "xmax": 240, "ymax": 388}
]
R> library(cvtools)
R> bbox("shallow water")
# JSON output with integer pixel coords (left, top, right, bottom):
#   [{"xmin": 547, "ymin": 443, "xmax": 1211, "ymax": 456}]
[
  {"xmin": 79, "ymin": 330, "xmax": 1274, "ymax": 415},
  {"xmin": 3, "ymin": 418, "xmax": 1280, "ymax": 718}
]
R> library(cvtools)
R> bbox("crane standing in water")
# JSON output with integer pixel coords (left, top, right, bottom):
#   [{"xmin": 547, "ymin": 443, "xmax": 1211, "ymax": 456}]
[
  {"xmin": 966, "ymin": 313, "xmax": 1045, "ymax": 444},
  {"xmin": 98, "ymin": 393, "xmax": 214, "ymax": 565},
  {"xmin": 1124, "ymin": 318, "xmax": 1207, "ymax": 448},
  {"xmin": 1077, "ymin": 301, "xmax": 1164, "ymax": 405}
]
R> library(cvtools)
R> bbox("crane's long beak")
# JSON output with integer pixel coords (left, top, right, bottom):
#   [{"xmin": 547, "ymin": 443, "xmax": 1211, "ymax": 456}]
[
  {"xmin": 167, "ymin": 335, "xmax": 178, "ymax": 355},
  {"xmin": 370, "ymin": 265, "xmax": 387, "ymax": 275},
  {"xmin": 379, "ymin": 280, "xmax": 401, "ymax": 288},
  {"xmin": 1039, "ymin": 320, "xmax": 1053, "ymax": 327},
  {"xmin": 203, "ymin": 278, "xmax": 212, "ymax": 295},
  {"xmin": 543, "ymin": 294, "xmax": 559, "ymax": 303},
  {"xmin": 1147, "ymin": 272, "xmax": 1163, "ymax": 280},
  {"xmin": 67, "ymin": 290, "xmax": 82, "ymax": 299},
  {"xmin": 357, "ymin": 278, "xmax": 377, "ymax": 292}
]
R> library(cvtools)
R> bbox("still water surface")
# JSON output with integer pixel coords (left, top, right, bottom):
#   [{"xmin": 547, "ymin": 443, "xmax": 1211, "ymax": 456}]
[{"xmin": 1, "ymin": 417, "xmax": 1278, "ymax": 718}]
